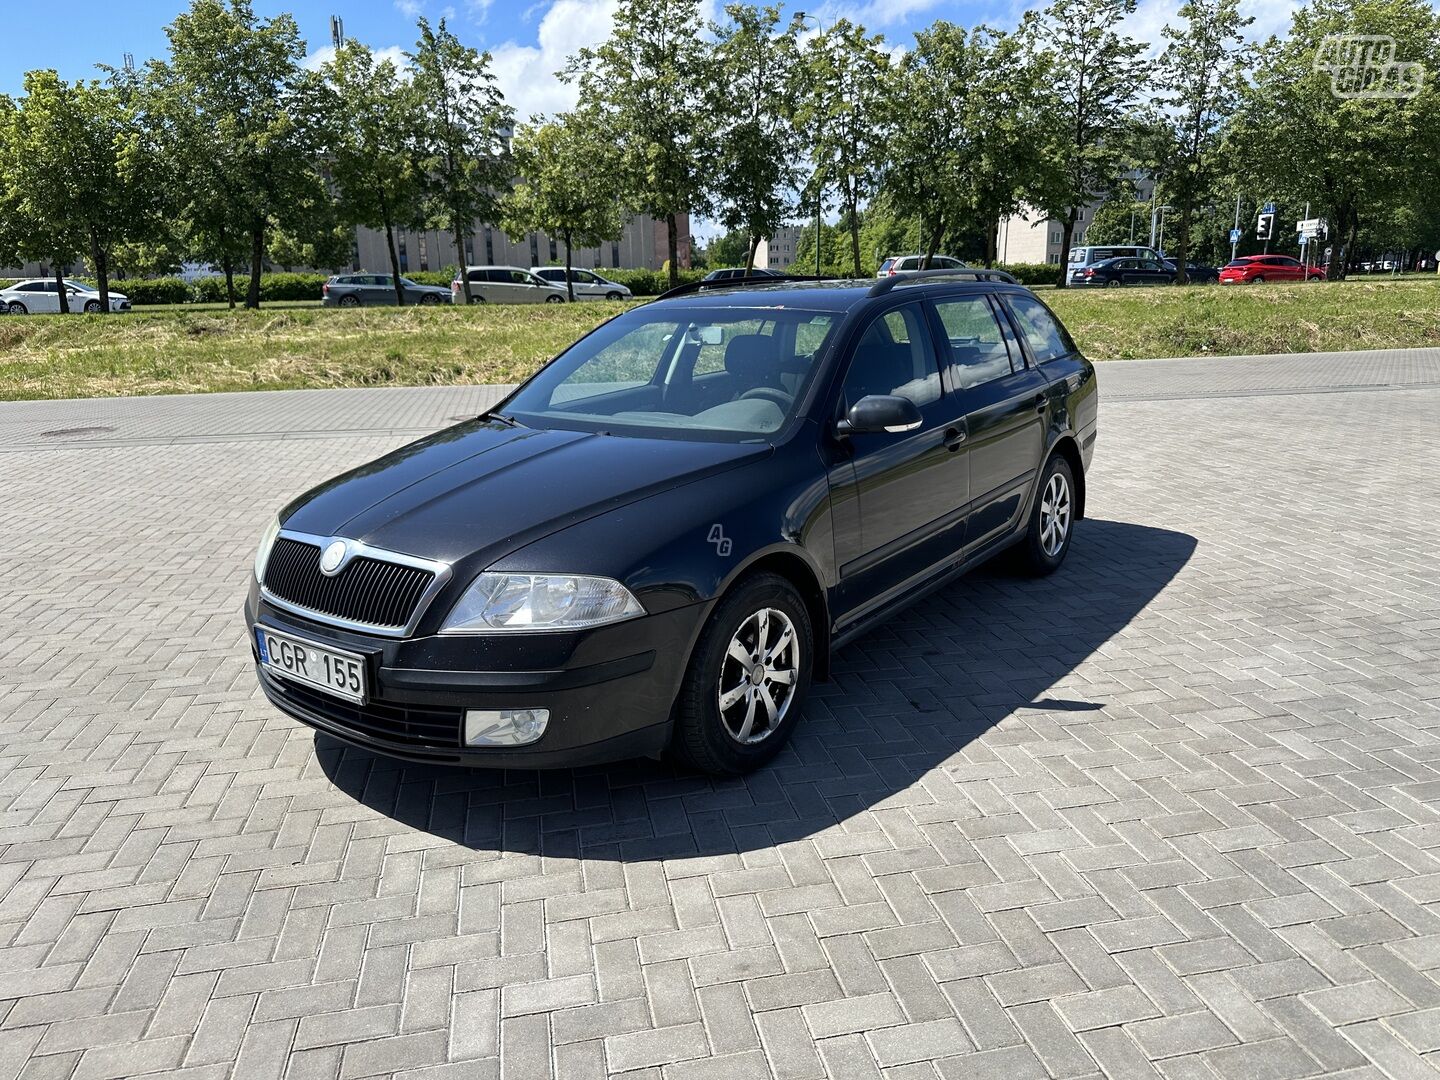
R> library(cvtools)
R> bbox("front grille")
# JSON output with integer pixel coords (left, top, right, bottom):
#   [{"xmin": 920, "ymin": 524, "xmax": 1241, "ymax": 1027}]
[
  {"xmin": 263, "ymin": 537, "xmax": 435, "ymax": 630},
  {"xmin": 270, "ymin": 674, "xmax": 462, "ymax": 750}
]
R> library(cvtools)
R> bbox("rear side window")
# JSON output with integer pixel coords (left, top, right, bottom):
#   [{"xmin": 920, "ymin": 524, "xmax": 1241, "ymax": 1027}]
[
  {"xmin": 843, "ymin": 304, "xmax": 941, "ymax": 408},
  {"xmin": 1006, "ymin": 294, "xmax": 1074, "ymax": 364},
  {"xmin": 932, "ymin": 297, "xmax": 1014, "ymax": 390}
]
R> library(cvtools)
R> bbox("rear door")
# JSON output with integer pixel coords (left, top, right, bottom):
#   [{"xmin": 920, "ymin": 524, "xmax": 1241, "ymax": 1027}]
[
  {"xmin": 932, "ymin": 293, "xmax": 1048, "ymax": 551},
  {"xmin": 30, "ymin": 282, "xmax": 61, "ymax": 313},
  {"xmin": 830, "ymin": 303, "xmax": 969, "ymax": 618}
]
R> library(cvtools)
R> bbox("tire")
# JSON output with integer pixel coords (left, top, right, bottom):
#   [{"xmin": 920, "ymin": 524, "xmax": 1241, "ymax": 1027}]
[
  {"xmin": 1105, "ymin": 279, "xmax": 1121, "ymax": 288},
  {"xmin": 468, "ymin": 295, "xmax": 485, "ymax": 304},
  {"xmin": 545, "ymin": 294, "xmax": 565, "ymax": 304},
  {"xmin": 419, "ymin": 293, "xmax": 440, "ymax": 305},
  {"xmin": 1249, "ymin": 275, "xmax": 1265, "ymax": 284},
  {"xmin": 606, "ymin": 291, "xmax": 624, "ymax": 301},
  {"xmin": 7, "ymin": 302, "xmax": 26, "ymax": 315},
  {"xmin": 84, "ymin": 300, "xmax": 102, "ymax": 313},
  {"xmin": 671, "ymin": 573, "xmax": 813, "ymax": 775},
  {"xmin": 1018, "ymin": 454, "xmax": 1076, "ymax": 575},
  {"xmin": 338, "ymin": 295, "xmax": 360, "ymax": 308}
]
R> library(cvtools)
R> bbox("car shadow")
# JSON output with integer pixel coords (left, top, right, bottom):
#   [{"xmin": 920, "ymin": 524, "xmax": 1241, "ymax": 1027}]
[{"xmin": 315, "ymin": 518, "xmax": 1197, "ymax": 860}]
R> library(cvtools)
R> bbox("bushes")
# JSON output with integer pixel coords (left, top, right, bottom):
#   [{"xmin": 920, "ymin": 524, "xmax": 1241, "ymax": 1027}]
[
  {"xmin": 997, "ymin": 262, "xmax": 1063, "ymax": 286},
  {"xmin": 599, "ymin": 267, "xmax": 704, "ymax": 296},
  {"xmin": 113, "ymin": 277, "xmax": 191, "ymax": 305}
]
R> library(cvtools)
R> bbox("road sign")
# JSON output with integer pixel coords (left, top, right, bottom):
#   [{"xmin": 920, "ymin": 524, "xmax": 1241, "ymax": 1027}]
[
  {"xmin": 1256, "ymin": 212, "xmax": 1276, "ymax": 241},
  {"xmin": 1230, "ymin": 228, "xmax": 1241, "ymax": 243},
  {"xmin": 1263, "ymin": 202, "xmax": 1277, "ymax": 214},
  {"xmin": 1298, "ymin": 218, "xmax": 1324, "ymax": 238}
]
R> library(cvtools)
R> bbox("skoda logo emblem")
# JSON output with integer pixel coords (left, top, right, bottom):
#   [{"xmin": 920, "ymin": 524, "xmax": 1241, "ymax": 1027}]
[{"xmin": 319, "ymin": 540, "xmax": 348, "ymax": 576}]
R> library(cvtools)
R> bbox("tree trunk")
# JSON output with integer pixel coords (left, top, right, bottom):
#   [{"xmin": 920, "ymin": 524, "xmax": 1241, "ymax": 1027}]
[
  {"xmin": 454, "ymin": 218, "xmax": 472, "ymax": 304},
  {"xmin": 564, "ymin": 229, "xmax": 574, "ymax": 302},
  {"xmin": 383, "ymin": 218, "xmax": 405, "ymax": 306},
  {"xmin": 1340, "ymin": 207, "xmax": 1358, "ymax": 282},
  {"xmin": 1055, "ymin": 212, "xmax": 1078, "ymax": 289},
  {"xmin": 745, "ymin": 233, "xmax": 762, "ymax": 274},
  {"xmin": 54, "ymin": 265, "xmax": 70, "ymax": 315},
  {"xmin": 246, "ymin": 219, "xmax": 264, "ymax": 310},
  {"xmin": 89, "ymin": 225, "xmax": 111, "ymax": 313},
  {"xmin": 666, "ymin": 215, "xmax": 679, "ymax": 289},
  {"xmin": 847, "ymin": 199, "xmax": 862, "ymax": 278},
  {"xmin": 922, "ymin": 215, "xmax": 945, "ymax": 269},
  {"xmin": 224, "ymin": 260, "xmax": 236, "ymax": 310},
  {"xmin": 984, "ymin": 220, "xmax": 997, "ymax": 268}
]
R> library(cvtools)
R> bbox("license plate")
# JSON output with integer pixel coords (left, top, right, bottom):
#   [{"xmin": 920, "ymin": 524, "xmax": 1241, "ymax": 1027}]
[{"xmin": 256, "ymin": 626, "xmax": 366, "ymax": 704}]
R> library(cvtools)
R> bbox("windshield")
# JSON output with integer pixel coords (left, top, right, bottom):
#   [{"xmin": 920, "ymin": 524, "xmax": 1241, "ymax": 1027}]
[{"xmin": 504, "ymin": 304, "xmax": 839, "ymax": 442}]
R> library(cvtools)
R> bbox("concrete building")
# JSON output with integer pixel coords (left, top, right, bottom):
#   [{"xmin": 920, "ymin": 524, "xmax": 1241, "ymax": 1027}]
[
  {"xmin": 756, "ymin": 225, "xmax": 806, "ymax": 271},
  {"xmin": 353, "ymin": 214, "xmax": 689, "ymax": 275},
  {"xmin": 997, "ymin": 172, "xmax": 1157, "ymax": 265}
]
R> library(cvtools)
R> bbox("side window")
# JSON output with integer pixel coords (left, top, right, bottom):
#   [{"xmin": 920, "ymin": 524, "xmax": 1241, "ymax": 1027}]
[
  {"xmin": 1006, "ymin": 294, "xmax": 1074, "ymax": 364},
  {"xmin": 932, "ymin": 297, "xmax": 1015, "ymax": 390},
  {"xmin": 843, "ymin": 304, "xmax": 941, "ymax": 409},
  {"xmin": 511, "ymin": 271, "xmax": 535, "ymax": 284}
]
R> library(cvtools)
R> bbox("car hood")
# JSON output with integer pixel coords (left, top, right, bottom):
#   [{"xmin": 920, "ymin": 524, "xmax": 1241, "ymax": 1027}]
[{"xmin": 281, "ymin": 419, "xmax": 772, "ymax": 566}]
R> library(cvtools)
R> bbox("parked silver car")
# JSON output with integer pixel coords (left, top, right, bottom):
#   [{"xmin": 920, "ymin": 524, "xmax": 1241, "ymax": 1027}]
[
  {"xmin": 876, "ymin": 255, "xmax": 967, "ymax": 277},
  {"xmin": 531, "ymin": 267, "xmax": 632, "ymax": 300},
  {"xmin": 0, "ymin": 278, "xmax": 131, "ymax": 314},
  {"xmin": 450, "ymin": 266, "xmax": 568, "ymax": 304},
  {"xmin": 322, "ymin": 273, "xmax": 452, "ymax": 307}
]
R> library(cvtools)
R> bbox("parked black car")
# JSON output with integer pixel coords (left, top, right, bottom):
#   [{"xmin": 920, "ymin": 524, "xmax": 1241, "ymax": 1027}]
[
  {"xmin": 702, "ymin": 267, "xmax": 786, "ymax": 282},
  {"xmin": 1163, "ymin": 260, "xmax": 1220, "ymax": 284},
  {"xmin": 248, "ymin": 270, "xmax": 1098, "ymax": 774},
  {"xmin": 1069, "ymin": 256, "xmax": 1176, "ymax": 287}
]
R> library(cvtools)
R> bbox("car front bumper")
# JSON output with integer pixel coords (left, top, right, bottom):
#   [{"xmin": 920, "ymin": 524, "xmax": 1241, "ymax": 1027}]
[{"xmin": 246, "ymin": 586, "xmax": 710, "ymax": 768}]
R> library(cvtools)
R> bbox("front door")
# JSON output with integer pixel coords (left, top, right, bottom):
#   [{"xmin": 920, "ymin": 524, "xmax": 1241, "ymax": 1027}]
[{"xmin": 829, "ymin": 302, "xmax": 969, "ymax": 620}]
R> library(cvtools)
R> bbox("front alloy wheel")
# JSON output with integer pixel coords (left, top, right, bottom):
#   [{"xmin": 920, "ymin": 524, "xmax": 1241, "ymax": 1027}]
[
  {"xmin": 717, "ymin": 608, "xmax": 800, "ymax": 745},
  {"xmin": 673, "ymin": 573, "xmax": 812, "ymax": 774}
]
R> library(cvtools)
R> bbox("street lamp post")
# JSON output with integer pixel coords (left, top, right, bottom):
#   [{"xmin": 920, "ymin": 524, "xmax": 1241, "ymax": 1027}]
[
  {"xmin": 798, "ymin": 12, "xmax": 824, "ymax": 278},
  {"xmin": 1149, "ymin": 204, "xmax": 1174, "ymax": 253}
]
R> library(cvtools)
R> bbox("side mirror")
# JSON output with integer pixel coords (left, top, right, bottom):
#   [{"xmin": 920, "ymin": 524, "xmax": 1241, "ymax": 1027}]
[{"xmin": 837, "ymin": 394, "xmax": 923, "ymax": 437}]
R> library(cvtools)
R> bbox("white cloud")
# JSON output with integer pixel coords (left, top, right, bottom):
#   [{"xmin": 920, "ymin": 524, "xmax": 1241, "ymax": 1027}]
[
  {"xmin": 395, "ymin": 0, "xmax": 423, "ymax": 17},
  {"xmin": 302, "ymin": 44, "xmax": 411, "ymax": 73},
  {"xmin": 489, "ymin": 0, "xmax": 619, "ymax": 121}
]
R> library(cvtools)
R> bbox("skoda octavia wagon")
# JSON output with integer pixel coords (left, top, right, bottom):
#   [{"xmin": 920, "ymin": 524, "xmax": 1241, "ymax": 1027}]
[{"xmin": 248, "ymin": 271, "xmax": 1098, "ymax": 774}]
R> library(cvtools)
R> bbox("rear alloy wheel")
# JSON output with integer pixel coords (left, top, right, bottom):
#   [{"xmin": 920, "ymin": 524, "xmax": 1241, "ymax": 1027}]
[
  {"xmin": 7, "ymin": 301, "xmax": 26, "ymax": 315},
  {"xmin": 468, "ymin": 295, "xmax": 485, "ymax": 304},
  {"xmin": 1018, "ymin": 454, "xmax": 1076, "ymax": 575},
  {"xmin": 1105, "ymin": 279, "xmax": 1122, "ymax": 288},
  {"xmin": 545, "ymin": 294, "xmax": 565, "ymax": 304},
  {"xmin": 338, "ymin": 294, "xmax": 360, "ymax": 308},
  {"xmin": 1249, "ymin": 275, "xmax": 1265, "ymax": 284},
  {"xmin": 672, "ymin": 573, "xmax": 813, "ymax": 775}
]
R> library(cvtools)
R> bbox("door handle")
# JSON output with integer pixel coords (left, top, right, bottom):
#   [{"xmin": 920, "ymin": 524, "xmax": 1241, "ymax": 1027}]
[
  {"xmin": 943, "ymin": 427, "xmax": 966, "ymax": 451},
  {"xmin": 1034, "ymin": 394, "xmax": 1047, "ymax": 413}
]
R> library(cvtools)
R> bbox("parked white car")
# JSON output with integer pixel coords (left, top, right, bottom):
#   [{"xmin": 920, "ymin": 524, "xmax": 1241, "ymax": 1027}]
[
  {"xmin": 531, "ymin": 267, "xmax": 632, "ymax": 300},
  {"xmin": 1, "ymin": 278, "xmax": 131, "ymax": 314},
  {"xmin": 450, "ymin": 266, "xmax": 568, "ymax": 304}
]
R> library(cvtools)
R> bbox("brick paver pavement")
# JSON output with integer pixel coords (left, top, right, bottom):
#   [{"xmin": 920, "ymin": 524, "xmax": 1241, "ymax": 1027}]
[{"xmin": 0, "ymin": 348, "xmax": 1437, "ymax": 1079}]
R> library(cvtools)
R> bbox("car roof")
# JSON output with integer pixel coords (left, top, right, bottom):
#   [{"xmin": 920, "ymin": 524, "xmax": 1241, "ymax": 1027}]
[{"xmin": 644, "ymin": 276, "xmax": 1031, "ymax": 313}]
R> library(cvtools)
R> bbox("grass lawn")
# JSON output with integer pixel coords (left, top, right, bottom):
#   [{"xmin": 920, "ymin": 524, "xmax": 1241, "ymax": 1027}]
[{"xmin": 1, "ymin": 277, "xmax": 1437, "ymax": 401}]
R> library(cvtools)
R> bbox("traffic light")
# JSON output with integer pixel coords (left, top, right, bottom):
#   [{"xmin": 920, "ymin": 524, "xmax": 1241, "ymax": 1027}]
[{"xmin": 1256, "ymin": 212, "xmax": 1275, "ymax": 241}]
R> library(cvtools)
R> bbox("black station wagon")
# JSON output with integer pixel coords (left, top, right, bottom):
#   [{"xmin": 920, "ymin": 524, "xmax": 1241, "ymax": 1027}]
[{"xmin": 248, "ymin": 270, "xmax": 1098, "ymax": 774}]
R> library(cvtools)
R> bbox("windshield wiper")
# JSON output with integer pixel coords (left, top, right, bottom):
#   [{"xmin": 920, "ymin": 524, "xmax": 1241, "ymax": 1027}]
[{"xmin": 483, "ymin": 411, "xmax": 520, "ymax": 428}]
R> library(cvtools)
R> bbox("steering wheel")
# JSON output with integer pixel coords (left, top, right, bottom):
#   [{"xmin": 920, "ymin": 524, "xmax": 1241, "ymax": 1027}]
[{"xmin": 738, "ymin": 387, "xmax": 793, "ymax": 409}]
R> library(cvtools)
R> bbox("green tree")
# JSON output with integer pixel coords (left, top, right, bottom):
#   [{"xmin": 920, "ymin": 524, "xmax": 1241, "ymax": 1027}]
[
  {"xmin": 320, "ymin": 41, "xmax": 428, "ymax": 305},
  {"xmin": 710, "ymin": 4, "xmax": 799, "ymax": 270},
  {"xmin": 0, "ymin": 71, "xmax": 157, "ymax": 312},
  {"xmin": 149, "ymin": 0, "xmax": 323, "ymax": 308},
  {"xmin": 566, "ymin": 0, "xmax": 714, "ymax": 289},
  {"xmin": 702, "ymin": 229, "xmax": 752, "ymax": 269},
  {"xmin": 1148, "ymin": 0, "xmax": 1254, "ymax": 282},
  {"xmin": 409, "ymin": 17, "xmax": 514, "ymax": 305},
  {"xmin": 1024, "ymin": 0, "xmax": 1145, "ymax": 286},
  {"xmin": 883, "ymin": 22, "xmax": 986, "ymax": 267},
  {"xmin": 1228, "ymin": 0, "xmax": 1440, "ymax": 278},
  {"xmin": 791, "ymin": 17, "xmax": 891, "ymax": 277},
  {"xmin": 503, "ymin": 112, "xmax": 624, "ymax": 301}
]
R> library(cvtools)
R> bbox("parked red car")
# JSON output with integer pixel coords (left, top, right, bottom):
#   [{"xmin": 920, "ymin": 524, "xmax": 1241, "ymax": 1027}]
[{"xmin": 1219, "ymin": 255, "xmax": 1326, "ymax": 284}]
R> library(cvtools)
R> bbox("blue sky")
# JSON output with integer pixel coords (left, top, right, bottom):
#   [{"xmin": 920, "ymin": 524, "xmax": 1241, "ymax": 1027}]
[{"xmin": 4, "ymin": 0, "xmax": 1307, "ymax": 108}]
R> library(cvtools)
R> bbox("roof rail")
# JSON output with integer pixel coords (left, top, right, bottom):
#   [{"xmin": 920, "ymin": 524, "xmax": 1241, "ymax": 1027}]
[
  {"xmin": 868, "ymin": 267, "xmax": 1019, "ymax": 297},
  {"xmin": 653, "ymin": 273, "xmax": 840, "ymax": 302}
]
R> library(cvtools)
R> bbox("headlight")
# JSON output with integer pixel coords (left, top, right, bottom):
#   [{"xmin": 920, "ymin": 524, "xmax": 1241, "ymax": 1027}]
[
  {"xmin": 254, "ymin": 516, "xmax": 281, "ymax": 582},
  {"xmin": 440, "ymin": 573, "xmax": 643, "ymax": 633}
]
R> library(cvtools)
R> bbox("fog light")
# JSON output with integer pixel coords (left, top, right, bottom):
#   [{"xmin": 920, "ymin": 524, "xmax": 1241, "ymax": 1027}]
[{"xmin": 464, "ymin": 708, "xmax": 550, "ymax": 747}]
